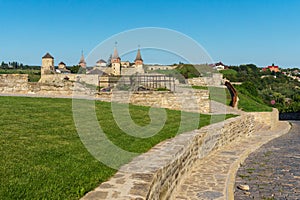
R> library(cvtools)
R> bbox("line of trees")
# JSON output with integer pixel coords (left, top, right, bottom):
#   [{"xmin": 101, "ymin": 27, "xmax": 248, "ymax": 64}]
[{"xmin": 0, "ymin": 61, "xmax": 40, "ymax": 70}]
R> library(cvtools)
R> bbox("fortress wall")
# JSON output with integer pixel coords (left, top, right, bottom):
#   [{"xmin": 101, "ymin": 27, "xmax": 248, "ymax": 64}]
[
  {"xmin": 249, "ymin": 108, "xmax": 279, "ymax": 129},
  {"xmin": 188, "ymin": 77, "xmax": 206, "ymax": 86},
  {"xmin": 82, "ymin": 114, "xmax": 255, "ymax": 200},
  {"xmin": 96, "ymin": 90, "xmax": 210, "ymax": 113},
  {"xmin": 39, "ymin": 74, "xmax": 100, "ymax": 86},
  {"xmin": 188, "ymin": 73, "xmax": 223, "ymax": 86},
  {"xmin": 0, "ymin": 74, "xmax": 29, "ymax": 93},
  {"xmin": 27, "ymin": 82, "xmax": 77, "ymax": 96},
  {"xmin": 0, "ymin": 74, "xmax": 95, "ymax": 96}
]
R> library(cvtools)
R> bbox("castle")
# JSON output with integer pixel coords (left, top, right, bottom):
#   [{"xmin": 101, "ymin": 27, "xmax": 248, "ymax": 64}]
[{"xmin": 41, "ymin": 46, "xmax": 144, "ymax": 76}]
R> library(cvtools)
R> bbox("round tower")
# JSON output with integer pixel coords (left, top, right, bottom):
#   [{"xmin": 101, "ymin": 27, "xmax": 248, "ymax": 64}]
[
  {"xmin": 41, "ymin": 52, "xmax": 55, "ymax": 75},
  {"xmin": 111, "ymin": 45, "xmax": 121, "ymax": 75}
]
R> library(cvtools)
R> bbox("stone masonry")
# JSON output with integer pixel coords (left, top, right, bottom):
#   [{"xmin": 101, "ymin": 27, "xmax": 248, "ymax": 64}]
[
  {"xmin": 0, "ymin": 74, "xmax": 211, "ymax": 113},
  {"xmin": 82, "ymin": 114, "xmax": 255, "ymax": 200},
  {"xmin": 0, "ymin": 74, "xmax": 29, "ymax": 93},
  {"xmin": 96, "ymin": 90, "xmax": 210, "ymax": 113}
]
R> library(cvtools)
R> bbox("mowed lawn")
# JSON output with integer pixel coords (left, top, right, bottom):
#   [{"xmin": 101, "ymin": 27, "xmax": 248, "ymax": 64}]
[{"xmin": 0, "ymin": 96, "xmax": 235, "ymax": 199}]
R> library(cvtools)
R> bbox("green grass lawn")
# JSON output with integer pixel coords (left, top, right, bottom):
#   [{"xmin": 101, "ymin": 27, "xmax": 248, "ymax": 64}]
[{"xmin": 0, "ymin": 96, "xmax": 235, "ymax": 199}]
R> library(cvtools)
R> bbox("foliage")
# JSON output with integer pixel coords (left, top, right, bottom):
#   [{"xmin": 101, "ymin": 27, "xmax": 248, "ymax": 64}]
[
  {"xmin": 1, "ymin": 61, "xmax": 40, "ymax": 70},
  {"xmin": 236, "ymin": 88, "xmax": 273, "ymax": 112},
  {"xmin": 237, "ymin": 82, "xmax": 258, "ymax": 98},
  {"xmin": 175, "ymin": 64, "xmax": 201, "ymax": 78},
  {"xmin": 222, "ymin": 64, "xmax": 300, "ymax": 113},
  {"xmin": 191, "ymin": 85, "xmax": 208, "ymax": 90},
  {"xmin": 0, "ymin": 96, "xmax": 235, "ymax": 199},
  {"xmin": 175, "ymin": 64, "xmax": 217, "ymax": 79},
  {"xmin": 220, "ymin": 69, "xmax": 237, "ymax": 76},
  {"xmin": 67, "ymin": 65, "xmax": 86, "ymax": 74}
]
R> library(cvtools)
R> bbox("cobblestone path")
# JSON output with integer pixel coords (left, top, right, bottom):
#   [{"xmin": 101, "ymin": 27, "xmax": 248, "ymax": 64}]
[
  {"xmin": 235, "ymin": 121, "xmax": 300, "ymax": 199},
  {"xmin": 172, "ymin": 121, "xmax": 290, "ymax": 200}
]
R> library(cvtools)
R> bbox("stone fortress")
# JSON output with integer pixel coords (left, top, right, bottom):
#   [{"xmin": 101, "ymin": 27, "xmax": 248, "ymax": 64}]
[
  {"xmin": 41, "ymin": 45, "xmax": 145, "ymax": 76},
  {"xmin": 0, "ymin": 46, "xmax": 288, "ymax": 200},
  {"xmin": 0, "ymin": 45, "xmax": 226, "ymax": 113},
  {"xmin": 39, "ymin": 46, "xmax": 147, "ymax": 86}
]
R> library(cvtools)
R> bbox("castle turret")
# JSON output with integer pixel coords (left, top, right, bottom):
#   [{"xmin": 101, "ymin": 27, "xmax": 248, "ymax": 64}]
[
  {"xmin": 134, "ymin": 48, "xmax": 144, "ymax": 74},
  {"xmin": 134, "ymin": 48, "xmax": 143, "ymax": 66},
  {"xmin": 111, "ymin": 45, "xmax": 121, "ymax": 75},
  {"xmin": 41, "ymin": 52, "xmax": 55, "ymax": 75},
  {"xmin": 78, "ymin": 51, "xmax": 87, "ymax": 68}
]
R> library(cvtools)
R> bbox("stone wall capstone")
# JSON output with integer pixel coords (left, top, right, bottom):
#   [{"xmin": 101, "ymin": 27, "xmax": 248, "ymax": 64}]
[{"xmin": 82, "ymin": 114, "xmax": 255, "ymax": 200}]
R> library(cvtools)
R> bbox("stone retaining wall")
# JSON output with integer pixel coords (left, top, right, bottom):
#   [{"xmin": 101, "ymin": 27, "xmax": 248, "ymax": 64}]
[
  {"xmin": 249, "ymin": 108, "xmax": 279, "ymax": 129},
  {"xmin": 0, "ymin": 75, "xmax": 210, "ymax": 113},
  {"xmin": 27, "ymin": 81, "xmax": 93, "ymax": 96},
  {"xmin": 39, "ymin": 74, "xmax": 100, "ymax": 86},
  {"xmin": 187, "ymin": 73, "xmax": 223, "ymax": 86},
  {"xmin": 82, "ymin": 114, "xmax": 255, "ymax": 200},
  {"xmin": 0, "ymin": 74, "xmax": 95, "ymax": 96},
  {"xmin": 96, "ymin": 90, "xmax": 210, "ymax": 113},
  {"xmin": 0, "ymin": 74, "xmax": 29, "ymax": 93}
]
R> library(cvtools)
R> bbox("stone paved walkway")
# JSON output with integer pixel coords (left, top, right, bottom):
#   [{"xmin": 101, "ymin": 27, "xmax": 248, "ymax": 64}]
[
  {"xmin": 234, "ymin": 121, "xmax": 300, "ymax": 199},
  {"xmin": 172, "ymin": 121, "xmax": 290, "ymax": 200}
]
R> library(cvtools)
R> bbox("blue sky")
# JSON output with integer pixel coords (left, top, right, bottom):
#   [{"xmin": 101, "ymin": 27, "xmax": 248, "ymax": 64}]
[{"xmin": 0, "ymin": 0, "xmax": 299, "ymax": 67}]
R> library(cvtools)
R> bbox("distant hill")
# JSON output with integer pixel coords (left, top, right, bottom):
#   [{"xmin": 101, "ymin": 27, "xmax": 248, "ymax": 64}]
[{"xmin": 220, "ymin": 64, "xmax": 300, "ymax": 113}]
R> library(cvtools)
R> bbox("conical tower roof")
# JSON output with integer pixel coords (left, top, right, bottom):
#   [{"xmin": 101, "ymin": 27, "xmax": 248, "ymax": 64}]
[
  {"xmin": 112, "ymin": 47, "xmax": 120, "ymax": 60},
  {"xmin": 79, "ymin": 51, "xmax": 86, "ymax": 64},
  {"xmin": 134, "ymin": 48, "xmax": 143, "ymax": 61},
  {"xmin": 42, "ymin": 52, "xmax": 54, "ymax": 59}
]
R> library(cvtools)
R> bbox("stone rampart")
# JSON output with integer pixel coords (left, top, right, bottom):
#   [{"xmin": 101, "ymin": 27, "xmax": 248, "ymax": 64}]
[
  {"xmin": 249, "ymin": 108, "xmax": 279, "ymax": 129},
  {"xmin": 0, "ymin": 74, "xmax": 95, "ymax": 96},
  {"xmin": 96, "ymin": 90, "xmax": 210, "ymax": 113},
  {"xmin": 188, "ymin": 73, "xmax": 223, "ymax": 86},
  {"xmin": 39, "ymin": 74, "xmax": 100, "ymax": 86},
  {"xmin": 28, "ymin": 81, "xmax": 89, "ymax": 96},
  {"xmin": 0, "ymin": 74, "xmax": 29, "ymax": 93},
  {"xmin": 82, "ymin": 114, "xmax": 255, "ymax": 200}
]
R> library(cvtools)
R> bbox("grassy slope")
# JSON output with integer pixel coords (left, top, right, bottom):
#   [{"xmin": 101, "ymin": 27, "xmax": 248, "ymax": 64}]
[
  {"xmin": 236, "ymin": 92, "xmax": 272, "ymax": 112},
  {"xmin": 192, "ymin": 84, "xmax": 272, "ymax": 112},
  {"xmin": 0, "ymin": 96, "xmax": 235, "ymax": 200},
  {"xmin": 234, "ymin": 86, "xmax": 272, "ymax": 112}
]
